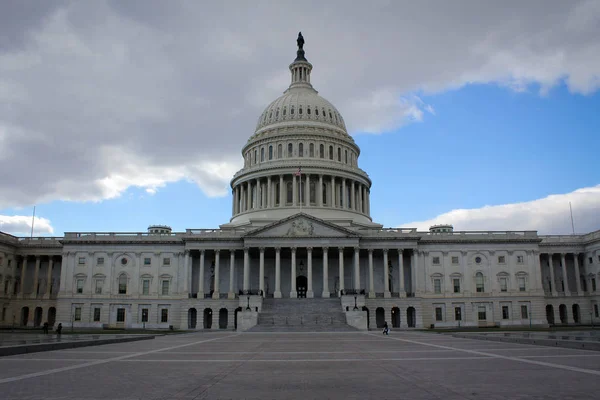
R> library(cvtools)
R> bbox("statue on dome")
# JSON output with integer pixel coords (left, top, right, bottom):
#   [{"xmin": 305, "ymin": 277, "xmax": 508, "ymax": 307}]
[{"xmin": 297, "ymin": 32, "xmax": 304, "ymax": 51}]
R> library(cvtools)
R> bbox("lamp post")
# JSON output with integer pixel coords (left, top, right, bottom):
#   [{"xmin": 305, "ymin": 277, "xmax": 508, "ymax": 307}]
[
  {"xmin": 246, "ymin": 296, "xmax": 251, "ymax": 311},
  {"xmin": 353, "ymin": 295, "xmax": 358, "ymax": 311}
]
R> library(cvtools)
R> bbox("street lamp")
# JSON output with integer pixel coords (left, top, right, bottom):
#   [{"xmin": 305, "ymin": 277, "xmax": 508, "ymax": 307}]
[
  {"xmin": 246, "ymin": 296, "xmax": 251, "ymax": 311},
  {"xmin": 353, "ymin": 295, "xmax": 358, "ymax": 311}
]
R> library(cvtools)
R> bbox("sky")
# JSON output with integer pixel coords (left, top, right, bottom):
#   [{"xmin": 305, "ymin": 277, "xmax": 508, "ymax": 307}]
[{"xmin": 0, "ymin": 0, "xmax": 599, "ymax": 237}]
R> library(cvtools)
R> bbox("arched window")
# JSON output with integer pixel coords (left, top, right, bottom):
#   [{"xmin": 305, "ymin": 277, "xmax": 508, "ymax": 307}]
[
  {"xmin": 286, "ymin": 182, "xmax": 293, "ymax": 204},
  {"xmin": 291, "ymin": 106, "xmax": 295, "ymax": 115},
  {"xmin": 288, "ymin": 143, "xmax": 293, "ymax": 157},
  {"xmin": 277, "ymin": 144, "xmax": 282, "ymax": 158},
  {"xmin": 319, "ymin": 144, "xmax": 324, "ymax": 158},
  {"xmin": 307, "ymin": 106, "xmax": 311, "ymax": 115},
  {"xmin": 118, "ymin": 274, "xmax": 127, "ymax": 294},
  {"xmin": 275, "ymin": 108, "xmax": 279, "ymax": 120},
  {"xmin": 310, "ymin": 181, "xmax": 316, "ymax": 204},
  {"xmin": 345, "ymin": 149, "xmax": 348, "ymax": 164},
  {"xmin": 329, "ymin": 110, "xmax": 333, "ymax": 120},
  {"xmin": 329, "ymin": 145, "xmax": 334, "ymax": 160},
  {"xmin": 299, "ymin": 105, "xmax": 303, "ymax": 115},
  {"xmin": 322, "ymin": 108, "xmax": 326, "ymax": 118},
  {"xmin": 260, "ymin": 147, "xmax": 265, "ymax": 162},
  {"xmin": 283, "ymin": 106, "xmax": 287, "ymax": 116},
  {"xmin": 309, "ymin": 143, "xmax": 314, "ymax": 157},
  {"xmin": 315, "ymin": 108, "xmax": 319, "ymax": 116},
  {"xmin": 269, "ymin": 111, "xmax": 272, "ymax": 120},
  {"xmin": 322, "ymin": 182, "xmax": 327, "ymax": 205},
  {"xmin": 268, "ymin": 145, "xmax": 273, "ymax": 160},
  {"xmin": 476, "ymin": 272, "xmax": 484, "ymax": 293},
  {"xmin": 298, "ymin": 143, "xmax": 304, "ymax": 157},
  {"xmin": 337, "ymin": 148, "xmax": 341, "ymax": 162},
  {"xmin": 253, "ymin": 150, "xmax": 257, "ymax": 164}
]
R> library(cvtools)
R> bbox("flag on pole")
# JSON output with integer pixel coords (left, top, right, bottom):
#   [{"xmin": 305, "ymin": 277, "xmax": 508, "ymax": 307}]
[{"xmin": 294, "ymin": 167, "xmax": 302, "ymax": 177}]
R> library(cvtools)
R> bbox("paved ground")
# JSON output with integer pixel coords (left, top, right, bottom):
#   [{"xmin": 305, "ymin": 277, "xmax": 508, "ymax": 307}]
[{"xmin": 1, "ymin": 331, "xmax": 600, "ymax": 399}]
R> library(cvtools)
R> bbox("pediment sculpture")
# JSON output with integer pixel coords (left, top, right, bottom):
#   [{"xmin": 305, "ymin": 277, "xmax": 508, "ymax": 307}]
[{"xmin": 286, "ymin": 219, "xmax": 314, "ymax": 237}]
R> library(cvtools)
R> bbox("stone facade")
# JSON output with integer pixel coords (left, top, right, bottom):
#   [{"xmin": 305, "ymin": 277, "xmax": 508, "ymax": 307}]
[{"xmin": 1, "ymin": 36, "xmax": 599, "ymax": 331}]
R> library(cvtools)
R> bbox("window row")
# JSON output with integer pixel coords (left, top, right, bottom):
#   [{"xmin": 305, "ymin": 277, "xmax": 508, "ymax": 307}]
[
  {"xmin": 74, "ymin": 275, "xmax": 172, "ymax": 296},
  {"xmin": 72, "ymin": 306, "xmax": 169, "ymax": 323},
  {"xmin": 430, "ymin": 254, "xmax": 525, "ymax": 265},
  {"xmin": 245, "ymin": 142, "xmax": 357, "ymax": 167},
  {"xmin": 259, "ymin": 105, "xmax": 344, "ymax": 127},
  {"xmin": 431, "ymin": 273, "xmax": 528, "ymax": 294},
  {"xmin": 78, "ymin": 257, "xmax": 172, "ymax": 267},
  {"xmin": 433, "ymin": 303, "xmax": 530, "ymax": 322}
]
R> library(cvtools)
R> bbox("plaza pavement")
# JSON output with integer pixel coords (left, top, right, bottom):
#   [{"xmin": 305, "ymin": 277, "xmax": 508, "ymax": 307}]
[{"xmin": 0, "ymin": 331, "xmax": 600, "ymax": 399}]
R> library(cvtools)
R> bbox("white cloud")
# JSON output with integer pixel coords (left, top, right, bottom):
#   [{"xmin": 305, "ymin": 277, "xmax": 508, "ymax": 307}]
[
  {"xmin": 0, "ymin": 215, "xmax": 55, "ymax": 236},
  {"xmin": 401, "ymin": 185, "xmax": 600, "ymax": 234},
  {"xmin": 0, "ymin": 1, "xmax": 599, "ymax": 208}
]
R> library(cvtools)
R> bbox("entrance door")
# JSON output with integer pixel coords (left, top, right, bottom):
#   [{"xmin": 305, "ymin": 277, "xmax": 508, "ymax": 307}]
[
  {"xmin": 116, "ymin": 308, "xmax": 126, "ymax": 328},
  {"xmin": 296, "ymin": 276, "xmax": 307, "ymax": 298}
]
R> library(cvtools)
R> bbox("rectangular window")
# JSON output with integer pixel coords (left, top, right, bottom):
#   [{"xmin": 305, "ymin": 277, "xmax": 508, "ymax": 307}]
[
  {"xmin": 95, "ymin": 280, "xmax": 103, "ymax": 294},
  {"xmin": 2, "ymin": 307, "xmax": 7, "ymax": 322},
  {"xmin": 117, "ymin": 308, "xmax": 125, "ymax": 322},
  {"xmin": 453, "ymin": 279, "xmax": 460, "ymax": 293},
  {"xmin": 161, "ymin": 280, "xmax": 169, "ymax": 295},
  {"xmin": 434, "ymin": 279, "xmax": 441, "ymax": 294},
  {"xmin": 592, "ymin": 278, "xmax": 597, "ymax": 292},
  {"xmin": 595, "ymin": 304, "xmax": 599, "ymax": 318},
  {"xmin": 435, "ymin": 307, "xmax": 443, "ymax": 321},
  {"xmin": 432, "ymin": 256, "xmax": 440, "ymax": 265},
  {"xmin": 161, "ymin": 309, "xmax": 168, "ymax": 323},
  {"xmin": 498, "ymin": 256, "xmax": 505, "ymax": 264},
  {"xmin": 451, "ymin": 256, "xmax": 459, "ymax": 265},
  {"xmin": 163, "ymin": 258, "xmax": 171, "ymax": 266},
  {"xmin": 78, "ymin": 257, "xmax": 86, "ymax": 265},
  {"xmin": 93, "ymin": 308, "xmax": 101, "ymax": 322},
  {"xmin": 478, "ymin": 306, "xmax": 487, "ymax": 321},
  {"xmin": 454, "ymin": 307, "xmax": 462, "ymax": 321},
  {"xmin": 76, "ymin": 279, "xmax": 84, "ymax": 294},
  {"xmin": 502, "ymin": 305, "xmax": 509, "ymax": 320},
  {"xmin": 517, "ymin": 255, "xmax": 524, "ymax": 264},
  {"xmin": 74, "ymin": 307, "xmax": 82, "ymax": 321},
  {"xmin": 518, "ymin": 277, "xmax": 526, "ymax": 292},
  {"xmin": 500, "ymin": 277, "xmax": 508, "ymax": 292},
  {"xmin": 589, "ymin": 257, "xmax": 593, "ymax": 264},
  {"xmin": 141, "ymin": 308, "xmax": 149, "ymax": 323},
  {"xmin": 142, "ymin": 279, "xmax": 150, "ymax": 295},
  {"xmin": 97, "ymin": 257, "xmax": 104, "ymax": 265},
  {"xmin": 144, "ymin": 258, "xmax": 151, "ymax": 266},
  {"xmin": 521, "ymin": 305, "xmax": 528, "ymax": 319}
]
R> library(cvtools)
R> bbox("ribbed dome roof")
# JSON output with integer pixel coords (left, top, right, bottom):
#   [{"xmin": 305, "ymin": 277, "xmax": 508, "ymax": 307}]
[{"xmin": 255, "ymin": 87, "xmax": 347, "ymax": 132}]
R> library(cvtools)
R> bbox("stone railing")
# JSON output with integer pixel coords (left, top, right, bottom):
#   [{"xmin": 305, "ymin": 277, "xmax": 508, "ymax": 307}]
[{"xmin": 231, "ymin": 159, "xmax": 371, "ymax": 180}]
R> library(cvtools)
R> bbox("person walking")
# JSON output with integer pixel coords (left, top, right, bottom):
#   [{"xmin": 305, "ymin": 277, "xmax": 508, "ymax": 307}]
[
  {"xmin": 42, "ymin": 322, "xmax": 49, "ymax": 334},
  {"xmin": 383, "ymin": 321, "xmax": 389, "ymax": 335},
  {"xmin": 56, "ymin": 322, "xmax": 62, "ymax": 336}
]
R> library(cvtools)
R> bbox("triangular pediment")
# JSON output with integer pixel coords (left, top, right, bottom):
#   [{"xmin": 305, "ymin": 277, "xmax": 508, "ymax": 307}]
[{"xmin": 244, "ymin": 213, "xmax": 359, "ymax": 238}]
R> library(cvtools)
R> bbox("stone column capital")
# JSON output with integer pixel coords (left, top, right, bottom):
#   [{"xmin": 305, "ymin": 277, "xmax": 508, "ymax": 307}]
[
  {"xmin": 398, "ymin": 248, "xmax": 404, "ymax": 254},
  {"xmin": 338, "ymin": 247, "xmax": 344, "ymax": 253},
  {"xmin": 196, "ymin": 249, "xmax": 202, "ymax": 255},
  {"xmin": 275, "ymin": 247, "xmax": 281, "ymax": 252},
  {"xmin": 322, "ymin": 247, "xmax": 328, "ymax": 253},
  {"xmin": 354, "ymin": 246, "xmax": 360, "ymax": 252},
  {"xmin": 291, "ymin": 247, "xmax": 297, "ymax": 253},
  {"xmin": 383, "ymin": 249, "xmax": 389, "ymax": 254},
  {"xmin": 368, "ymin": 249, "xmax": 373, "ymax": 254},
  {"xmin": 243, "ymin": 247, "xmax": 250, "ymax": 253},
  {"xmin": 215, "ymin": 249, "xmax": 221, "ymax": 255},
  {"xmin": 306, "ymin": 247, "xmax": 313, "ymax": 252},
  {"xmin": 259, "ymin": 247, "xmax": 265, "ymax": 253}
]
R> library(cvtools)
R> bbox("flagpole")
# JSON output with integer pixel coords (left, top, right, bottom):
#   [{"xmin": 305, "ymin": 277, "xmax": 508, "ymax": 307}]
[
  {"xmin": 569, "ymin": 202, "xmax": 575, "ymax": 235},
  {"xmin": 30, "ymin": 206, "xmax": 36, "ymax": 238}
]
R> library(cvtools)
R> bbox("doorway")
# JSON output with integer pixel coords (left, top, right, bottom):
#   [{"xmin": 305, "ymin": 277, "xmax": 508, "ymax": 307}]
[
  {"xmin": 407, "ymin": 307, "xmax": 416, "ymax": 328},
  {"xmin": 34, "ymin": 307, "xmax": 43, "ymax": 327},
  {"xmin": 546, "ymin": 304, "xmax": 555, "ymax": 325},
  {"xmin": 188, "ymin": 308, "xmax": 197, "ymax": 329},
  {"xmin": 296, "ymin": 275, "xmax": 307, "ymax": 298},
  {"xmin": 391, "ymin": 307, "xmax": 400, "ymax": 328},
  {"xmin": 375, "ymin": 307, "xmax": 385, "ymax": 328},
  {"xmin": 572, "ymin": 304, "xmax": 580, "ymax": 323},
  {"xmin": 203, "ymin": 308, "xmax": 212, "ymax": 329}
]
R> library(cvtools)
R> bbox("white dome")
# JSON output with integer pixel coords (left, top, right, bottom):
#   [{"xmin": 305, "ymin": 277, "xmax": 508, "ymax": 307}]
[{"xmin": 255, "ymin": 87, "xmax": 347, "ymax": 133}]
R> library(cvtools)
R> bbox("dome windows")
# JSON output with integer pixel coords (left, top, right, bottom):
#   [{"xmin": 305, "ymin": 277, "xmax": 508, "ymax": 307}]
[
  {"xmin": 329, "ymin": 145, "xmax": 334, "ymax": 160},
  {"xmin": 299, "ymin": 105, "xmax": 303, "ymax": 115},
  {"xmin": 319, "ymin": 144, "xmax": 324, "ymax": 158},
  {"xmin": 309, "ymin": 143, "xmax": 314, "ymax": 157},
  {"xmin": 337, "ymin": 147, "xmax": 341, "ymax": 162},
  {"xmin": 288, "ymin": 143, "xmax": 293, "ymax": 157},
  {"xmin": 291, "ymin": 106, "xmax": 295, "ymax": 115},
  {"xmin": 283, "ymin": 106, "xmax": 287, "ymax": 116},
  {"xmin": 260, "ymin": 147, "xmax": 265, "ymax": 162},
  {"xmin": 268, "ymin": 146, "xmax": 273, "ymax": 160},
  {"xmin": 307, "ymin": 106, "xmax": 311, "ymax": 115},
  {"xmin": 315, "ymin": 108, "xmax": 319, "ymax": 116},
  {"xmin": 278, "ymin": 144, "xmax": 283, "ymax": 158},
  {"xmin": 298, "ymin": 143, "xmax": 304, "ymax": 157}
]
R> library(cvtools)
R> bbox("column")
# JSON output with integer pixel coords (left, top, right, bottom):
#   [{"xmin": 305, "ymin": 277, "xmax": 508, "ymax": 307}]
[
  {"xmin": 228, "ymin": 250, "xmax": 235, "ymax": 299},
  {"xmin": 240, "ymin": 186, "xmax": 245, "ymax": 212},
  {"xmin": 210, "ymin": 251, "xmax": 219, "ymax": 298},
  {"xmin": 366, "ymin": 189, "xmax": 370, "ymax": 215},
  {"xmin": 274, "ymin": 247, "xmax": 282, "ymax": 298},
  {"xmin": 322, "ymin": 247, "xmax": 330, "ymax": 298},
  {"xmin": 351, "ymin": 181, "xmax": 355, "ymax": 210},
  {"xmin": 290, "ymin": 247, "xmax": 297, "ymax": 298},
  {"xmin": 338, "ymin": 247, "xmax": 345, "ymax": 295},
  {"xmin": 353, "ymin": 247, "xmax": 360, "ymax": 290},
  {"xmin": 330, "ymin": 176, "xmax": 335, "ymax": 207},
  {"xmin": 279, "ymin": 175, "xmax": 284, "ymax": 207},
  {"xmin": 383, "ymin": 249, "xmax": 390, "ymax": 298},
  {"xmin": 32, "ymin": 256, "xmax": 41, "ymax": 298},
  {"xmin": 368, "ymin": 249, "xmax": 375, "ymax": 298},
  {"xmin": 318, "ymin": 175, "xmax": 324, "ymax": 207},
  {"xmin": 560, "ymin": 253, "xmax": 570, "ymax": 295},
  {"xmin": 235, "ymin": 186, "xmax": 240, "ymax": 214},
  {"xmin": 45, "ymin": 257, "xmax": 54, "ymax": 298},
  {"xmin": 574, "ymin": 253, "xmax": 583, "ymax": 295},
  {"xmin": 398, "ymin": 249, "xmax": 405, "ymax": 296},
  {"xmin": 255, "ymin": 179, "xmax": 260, "ymax": 208},
  {"xmin": 342, "ymin": 179, "xmax": 346, "ymax": 208},
  {"xmin": 361, "ymin": 186, "xmax": 365, "ymax": 213},
  {"xmin": 231, "ymin": 189, "xmax": 235, "ymax": 215},
  {"xmin": 259, "ymin": 247, "xmax": 265, "ymax": 295},
  {"xmin": 197, "ymin": 250, "xmax": 204, "ymax": 298},
  {"xmin": 305, "ymin": 174, "xmax": 310, "ymax": 206},
  {"xmin": 246, "ymin": 181, "xmax": 251, "ymax": 210},
  {"xmin": 307, "ymin": 247, "xmax": 314, "ymax": 298},
  {"xmin": 411, "ymin": 250, "xmax": 418, "ymax": 295},
  {"xmin": 243, "ymin": 247, "xmax": 250, "ymax": 292},
  {"xmin": 292, "ymin": 174, "xmax": 297, "ymax": 207},
  {"xmin": 548, "ymin": 253, "xmax": 557, "ymax": 296},
  {"xmin": 19, "ymin": 256, "xmax": 27, "ymax": 298},
  {"xmin": 267, "ymin": 177, "xmax": 272, "ymax": 208}
]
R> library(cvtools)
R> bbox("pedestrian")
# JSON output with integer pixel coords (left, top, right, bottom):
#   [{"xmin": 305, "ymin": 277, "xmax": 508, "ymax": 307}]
[
  {"xmin": 383, "ymin": 321, "xmax": 389, "ymax": 335},
  {"xmin": 56, "ymin": 322, "xmax": 62, "ymax": 335},
  {"xmin": 43, "ymin": 322, "xmax": 49, "ymax": 334}
]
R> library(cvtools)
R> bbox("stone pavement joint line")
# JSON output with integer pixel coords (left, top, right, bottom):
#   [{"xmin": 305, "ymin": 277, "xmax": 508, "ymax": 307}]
[
  {"xmin": 0, "ymin": 334, "xmax": 240, "ymax": 385},
  {"xmin": 370, "ymin": 333, "xmax": 600, "ymax": 376}
]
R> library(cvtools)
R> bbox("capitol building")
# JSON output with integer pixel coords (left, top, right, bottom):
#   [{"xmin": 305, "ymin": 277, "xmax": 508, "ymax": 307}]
[{"xmin": 1, "ymin": 35, "xmax": 599, "ymax": 332}]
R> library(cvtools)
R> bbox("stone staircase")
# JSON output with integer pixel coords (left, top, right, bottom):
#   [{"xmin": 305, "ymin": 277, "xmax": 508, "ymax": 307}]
[{"xmin": 247, "ymin": 298, "xmax": 358, "ymax": 332}]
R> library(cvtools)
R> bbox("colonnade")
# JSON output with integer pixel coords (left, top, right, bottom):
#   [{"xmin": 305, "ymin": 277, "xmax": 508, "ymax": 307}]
[
  {"xmin": 185, "ymin": 247, "xmax": 416, "ymax": 299},
  {"xmin": 0, "ymin": 255, "xmax": 58, "ymax": 299},
  {"xmin": 232, "ymin": 174, "xmax": 370, "ymax": 216},
  {"xmin": 542, "ymin": 252, "xmax": 585, "ymax": 296}
]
